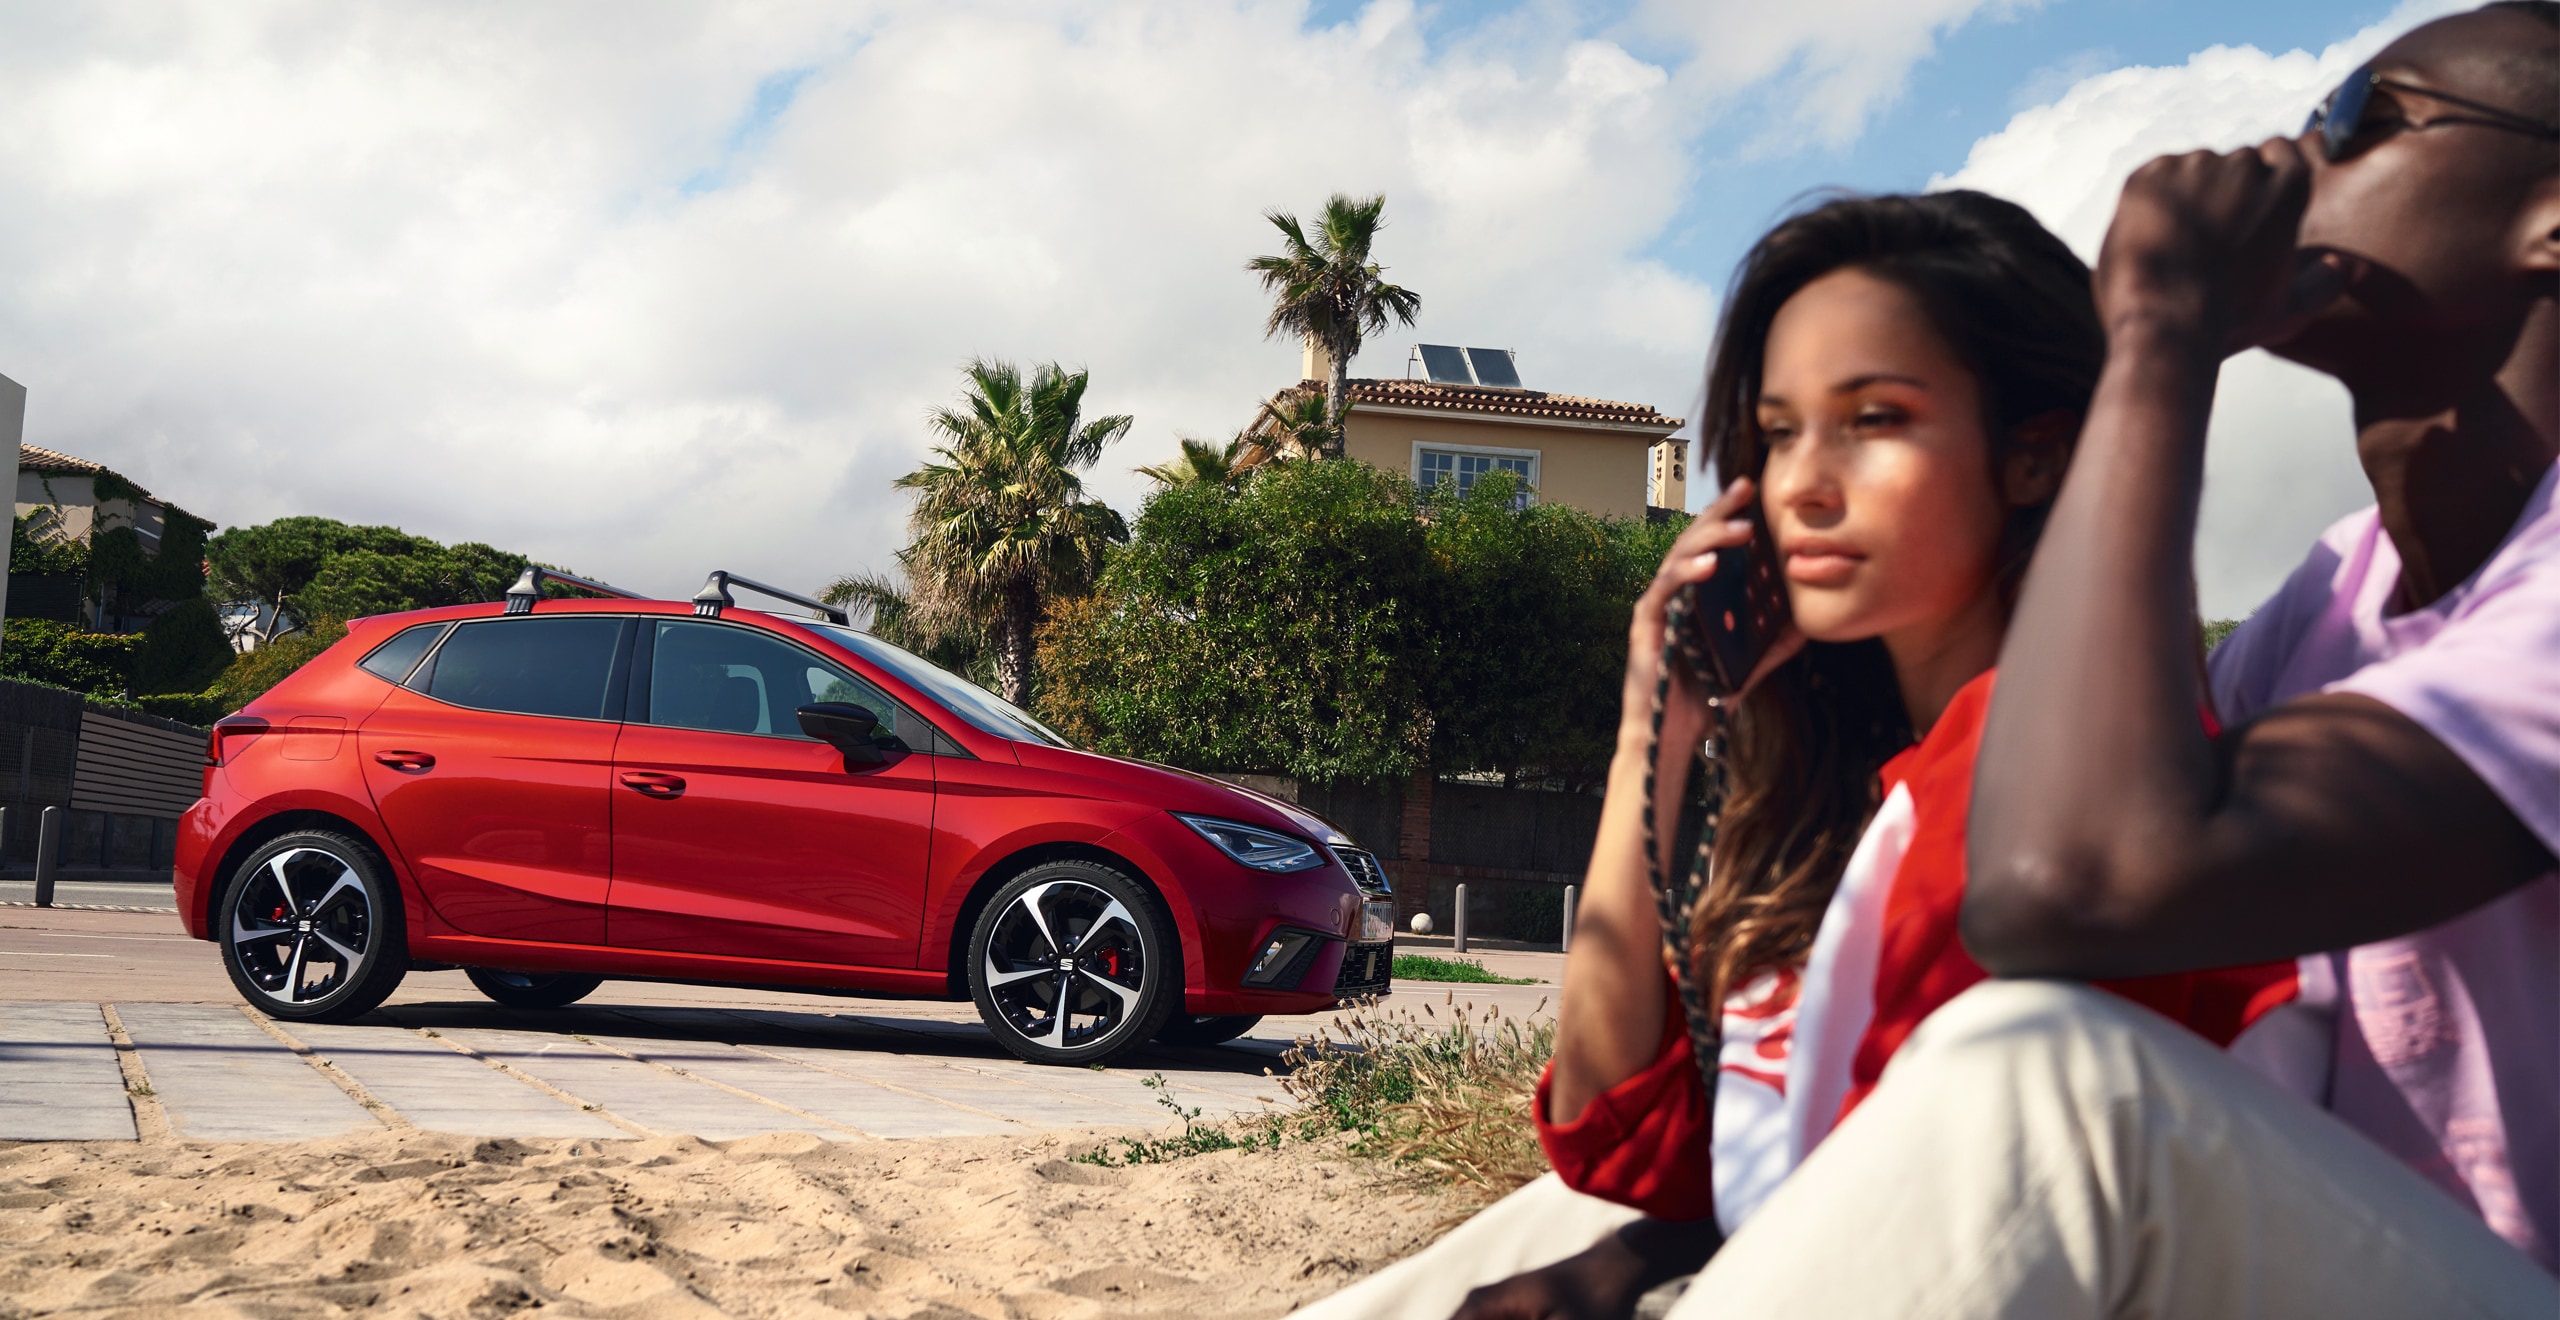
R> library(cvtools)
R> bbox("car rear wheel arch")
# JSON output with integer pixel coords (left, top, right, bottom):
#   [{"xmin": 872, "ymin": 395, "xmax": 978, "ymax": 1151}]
[
  {"xmin": 943, "ymin": 841, "xmax": 1187, "ymax": 999},
  {"xmin": 204, "ymin": 810, "xmax": 406, "ymax": 940}
]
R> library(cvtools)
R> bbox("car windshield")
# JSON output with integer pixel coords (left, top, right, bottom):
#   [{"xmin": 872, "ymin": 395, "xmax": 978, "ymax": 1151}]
[{"xmin": 810, "ymin": 624, "xmax": 1073, "ymax": 748}]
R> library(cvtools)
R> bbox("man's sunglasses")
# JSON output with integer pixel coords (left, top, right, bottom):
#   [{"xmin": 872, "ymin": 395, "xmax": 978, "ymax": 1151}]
[{"xmin": 2305, "ymin": 63, "xmax": 2560, "ymax": 161}]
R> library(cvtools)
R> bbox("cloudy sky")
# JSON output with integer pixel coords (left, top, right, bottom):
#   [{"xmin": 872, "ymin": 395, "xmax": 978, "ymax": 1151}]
[{"xmin": 0, "ymin": 0, "xmax": 2469, "ymax": 617}]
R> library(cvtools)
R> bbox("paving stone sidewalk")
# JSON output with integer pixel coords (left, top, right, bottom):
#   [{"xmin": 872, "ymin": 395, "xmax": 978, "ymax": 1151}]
[{"xmin": 0, "ymin": 998, "xmax": 1295, "ymax": 1144}]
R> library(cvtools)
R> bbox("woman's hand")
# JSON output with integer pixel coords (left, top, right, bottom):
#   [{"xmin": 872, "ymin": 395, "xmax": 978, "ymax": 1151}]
[{"xmin": 1623, "ymin": 479, "xmax": 1802, "ymax": 869}]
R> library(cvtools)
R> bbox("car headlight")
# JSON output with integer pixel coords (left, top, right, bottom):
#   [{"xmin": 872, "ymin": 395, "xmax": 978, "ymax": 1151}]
[{"xmin": 1175, "ymin": 814, "xmax": 1325, "ymax": 872}]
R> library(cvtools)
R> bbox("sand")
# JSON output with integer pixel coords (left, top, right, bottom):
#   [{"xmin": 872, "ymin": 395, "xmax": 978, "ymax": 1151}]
[{"xmin": 0, "ymin": 1129, "xmax": 1445, "ymax": 1318}]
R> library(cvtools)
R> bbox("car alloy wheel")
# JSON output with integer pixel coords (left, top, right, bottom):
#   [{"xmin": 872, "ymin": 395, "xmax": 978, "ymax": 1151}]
[
  {"xmin": 969, "ymin": 861, "xmax": 1176, "ymax": 1065},
  {"xmin": 218, "ymin": 830, "xmax": 409, "ymax": 1022}
]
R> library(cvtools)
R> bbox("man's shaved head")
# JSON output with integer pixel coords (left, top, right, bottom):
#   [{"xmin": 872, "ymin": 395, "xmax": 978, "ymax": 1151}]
[{"xmin": 2473, "ymin": 2, "xmax": 2558, "ymax": 150}]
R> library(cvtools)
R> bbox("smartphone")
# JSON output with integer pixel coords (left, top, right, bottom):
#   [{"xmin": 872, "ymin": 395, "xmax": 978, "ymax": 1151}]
[{"xmin": 1668, "ymin": 517, "xmax": 1785, "ymax": 695}]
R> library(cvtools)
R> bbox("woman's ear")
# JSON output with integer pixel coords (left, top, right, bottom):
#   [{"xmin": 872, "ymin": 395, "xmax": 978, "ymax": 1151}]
[{"xmin": 2000, "ymin": 410, "xmax": 2075, "ymax": 508}]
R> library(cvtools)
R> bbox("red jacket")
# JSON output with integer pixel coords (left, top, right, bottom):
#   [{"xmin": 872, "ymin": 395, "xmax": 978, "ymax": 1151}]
[{"xmin": 1533, "ymin": 671, "xmax": 2298, "ymax": 1222}]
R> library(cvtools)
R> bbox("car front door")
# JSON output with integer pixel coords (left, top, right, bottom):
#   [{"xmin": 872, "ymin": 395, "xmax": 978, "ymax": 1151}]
[
  {"xmin": 605, "ymin": 618, "xmax": 936, "ymax": 967},
  {"xmin": 357, "ymin": 614, "xmax": 631, "ymax": 945}
]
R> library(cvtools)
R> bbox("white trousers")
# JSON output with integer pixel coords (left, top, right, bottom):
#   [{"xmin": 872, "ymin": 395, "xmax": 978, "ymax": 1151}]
[{"xmin": 1296, "ymin": 980, "xmax": 2557, "ymax": 1320}]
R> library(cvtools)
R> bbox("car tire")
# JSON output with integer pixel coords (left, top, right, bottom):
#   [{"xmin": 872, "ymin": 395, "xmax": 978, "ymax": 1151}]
[
  {"xmin": 967, "ymin": 859, "xmax": 1180, "ymax": 1067},
  {"xmin": 217, "ymin": 829, "xmax": 410, "ymax": 1023},
  {"xmin": 465, "ymin": 968, "xmax": 605, "ymax": 1009},
  {"xmin": 1155, "ymin": 1014, "xmax": 1262, "ymax": 1048}
]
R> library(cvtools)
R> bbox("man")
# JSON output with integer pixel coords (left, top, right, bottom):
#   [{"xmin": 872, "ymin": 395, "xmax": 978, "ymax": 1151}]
[{"xmin": 1658, "ymin": 3, "xmax": 2557, "ymax": 1314}]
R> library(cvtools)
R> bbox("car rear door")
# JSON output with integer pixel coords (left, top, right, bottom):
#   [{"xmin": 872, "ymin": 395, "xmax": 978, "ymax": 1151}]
[
  {"xmin": 357, "ymin": 614, "xmax": 631, "ymax": 945},
  {"xmin": 605, "ymin": 618, "xmax": 935, "ymax": 967}
]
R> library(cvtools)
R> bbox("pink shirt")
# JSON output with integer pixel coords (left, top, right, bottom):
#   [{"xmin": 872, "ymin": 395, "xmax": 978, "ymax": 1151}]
[{"xmin": 2211, "ymin": 459, "xmax": 2560, "ymax": 1271}]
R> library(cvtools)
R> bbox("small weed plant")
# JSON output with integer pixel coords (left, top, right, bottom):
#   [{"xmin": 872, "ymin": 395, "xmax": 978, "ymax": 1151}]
[
  {"xmin": 1071, "ymin": 993, "xmax": 1556, "ymax": 1208},
  {"xmin": 1392, "ymin": 953, "xmax": 1539, "ymax": 984},
  {"xmin": 1072, "ymin": 1074, "xmax": 1283, "ymax": 1167}
]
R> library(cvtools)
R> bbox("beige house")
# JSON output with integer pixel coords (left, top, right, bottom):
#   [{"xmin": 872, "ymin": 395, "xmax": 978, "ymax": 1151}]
[{"xmin": 1293, "ymin": 343, "xmax": 1686, "ymax": 519}]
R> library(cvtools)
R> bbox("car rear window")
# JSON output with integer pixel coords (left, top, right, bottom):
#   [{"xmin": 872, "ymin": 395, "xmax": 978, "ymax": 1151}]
[
  {"xmin": 358, "ymin": 623, "xmax": 449, "ymax": 685},
  {"xmin": 418, "ymin": 617, "xmax": 622, "ymax": 720}
]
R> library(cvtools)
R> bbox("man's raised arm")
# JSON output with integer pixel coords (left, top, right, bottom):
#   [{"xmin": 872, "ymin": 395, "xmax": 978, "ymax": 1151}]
[{"xmin": 1960, "ymin": 140, "xmax": 2554, "ymax": 978}]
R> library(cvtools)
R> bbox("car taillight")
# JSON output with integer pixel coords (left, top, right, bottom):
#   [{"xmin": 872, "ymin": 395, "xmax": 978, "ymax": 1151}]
[{"xmin": 207, "ymin": 717, "xmax": 270, "ymax": 766}]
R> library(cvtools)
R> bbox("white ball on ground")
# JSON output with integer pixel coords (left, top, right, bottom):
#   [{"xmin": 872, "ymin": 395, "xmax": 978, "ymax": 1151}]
[{"xmin": 1409, "ymin": 913, "xmax": 1434, "ymax": 935}]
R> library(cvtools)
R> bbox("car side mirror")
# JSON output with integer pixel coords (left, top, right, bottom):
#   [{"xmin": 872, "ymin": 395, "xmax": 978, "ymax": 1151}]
[{"xmin": 797, "ymin": 702, "xmax": 887, "ymax": 766}]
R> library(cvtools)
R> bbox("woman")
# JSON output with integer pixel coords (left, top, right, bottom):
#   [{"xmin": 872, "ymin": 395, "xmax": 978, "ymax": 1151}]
[{"xmin": 1290, "ymin": 190, "xmax": 2296, "ymax": 1320}]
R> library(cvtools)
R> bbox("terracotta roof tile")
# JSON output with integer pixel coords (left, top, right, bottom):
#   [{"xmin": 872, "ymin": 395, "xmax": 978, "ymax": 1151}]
[
  {"xmin": 1296, "ymin": 379, "xmax": 1683, "ymax": 432},
  {"xmin": 18, "ymin": 444, "xmax": 106, "ymax": 476}
]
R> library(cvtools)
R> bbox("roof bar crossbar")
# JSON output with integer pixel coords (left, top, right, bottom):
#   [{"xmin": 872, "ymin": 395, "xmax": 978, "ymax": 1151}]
[
  {"xmin": 504, "ymin": 566, "xmax": 647, "ymax": 615},
  {"xmin": 692, "ymin": 570, "xmax": 851, "ymax": 626}
]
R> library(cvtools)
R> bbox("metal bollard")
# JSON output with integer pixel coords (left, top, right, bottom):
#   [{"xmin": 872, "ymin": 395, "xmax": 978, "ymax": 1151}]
[
  {"xmin": 33, "ymin": 806, "xmax": 61, "ymax": 908},
  {"xmin": 1453, "ymin": 882, "xmax": 1468, "ymax": 955},
  {"xmin": 1561, "ymin": 883, "xmax": 1577, "ymax": 953}
]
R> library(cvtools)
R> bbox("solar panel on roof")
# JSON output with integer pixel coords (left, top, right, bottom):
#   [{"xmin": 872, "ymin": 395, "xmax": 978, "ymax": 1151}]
[
  {"xmin": 1417, "ymin": 344, "xmax": 1473, "ymax": 384},
  {"xmin": 1465, "ymin": 348, "xmax": 1521, "ymax": 388}
]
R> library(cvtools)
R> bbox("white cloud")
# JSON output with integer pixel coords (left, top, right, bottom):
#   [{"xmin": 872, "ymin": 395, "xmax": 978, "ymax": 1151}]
[
  {"xmin": 9, "ymin": 0, "xmax": 1993, "ymax": 605},
  {"xmin": 1934, "ymin": 0, "xmax": 2469, "ymax": 618},
  {"xmin": 1631, "ymin": 0, "xmax": 2040, "ymax": 147}
]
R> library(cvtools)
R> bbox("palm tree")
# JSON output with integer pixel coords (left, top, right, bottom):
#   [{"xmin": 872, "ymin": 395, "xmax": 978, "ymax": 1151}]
[
  {"xmin": 893, "ymin": 359, "xmax": 1131, "ymax": 706},
  {"xmin": 1246, "ymin": 390, "xmax": 1336, "ymax": 464},
  {"xmin": 1248, "ymin": 193, "xmax": 1422, "ymax": 457},
  {"xmin": 1137, "ymin": 436, "xmax": 1255, "ymax": 489}
]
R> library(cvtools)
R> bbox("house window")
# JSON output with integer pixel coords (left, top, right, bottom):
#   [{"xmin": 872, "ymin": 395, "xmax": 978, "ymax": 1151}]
[{"xmin": 1417, "ymin": 447, "xmax": 1535, "ymax": 508}]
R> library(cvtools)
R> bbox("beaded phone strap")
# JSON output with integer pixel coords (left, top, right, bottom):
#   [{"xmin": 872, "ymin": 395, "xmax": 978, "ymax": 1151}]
[{"xmin": 1648, "ymin": 590, "xmax": 1734, "ymax": 1133}]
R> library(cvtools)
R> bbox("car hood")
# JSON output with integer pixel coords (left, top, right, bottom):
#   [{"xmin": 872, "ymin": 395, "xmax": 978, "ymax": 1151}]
[{"xmin": 1008, "ymin": 743, "xmax": 1358, "ymax": 847}]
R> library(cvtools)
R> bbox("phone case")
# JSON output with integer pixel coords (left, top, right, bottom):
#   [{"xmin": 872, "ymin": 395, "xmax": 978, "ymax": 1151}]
[{"xmin": 1668, "ymin": 527, "xmax": 1784, "ymax": 695}]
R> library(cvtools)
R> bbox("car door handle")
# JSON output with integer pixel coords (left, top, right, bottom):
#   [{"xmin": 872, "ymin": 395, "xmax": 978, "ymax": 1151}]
[
  {"xmin": 373, "ymin": 750, "xmax": 435, "ymax": 772},
  {"xmin": 619, "ymin": 771, "xmax": 686, "ymax": 798}
]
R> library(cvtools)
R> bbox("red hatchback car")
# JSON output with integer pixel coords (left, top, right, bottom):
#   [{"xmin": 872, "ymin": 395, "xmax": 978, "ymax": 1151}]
[{"xmin": 174, "ymin": 571, "xmax": 1396, "ymax": 1066}]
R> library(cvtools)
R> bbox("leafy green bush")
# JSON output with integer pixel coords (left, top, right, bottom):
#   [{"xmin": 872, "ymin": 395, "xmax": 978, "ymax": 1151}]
[
  {"xmin": 137, "ymin": 689, "xmax": 225, "ymax": 725},
  {"xmin": 0, "ymin": 619, "xmax": 142, "ymax": 693},
  {"xmin": 134, "ymin": 596, "xmax": 234, "ymax": 696},
  {"xmin": 1037, "ymin": 460, "xmax": 1441, "ymax": 783},
  {"xmin": 1037, "ymin": 461, "xmax": 1679, "ymax": 785},
  {"xmin": 213, "ymin": 623, "xmax": 347, "ymax": 714}
]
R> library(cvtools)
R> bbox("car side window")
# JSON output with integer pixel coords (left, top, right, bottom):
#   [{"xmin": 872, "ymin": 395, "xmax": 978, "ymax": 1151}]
[
  {"xmin": 647, "ymin": 620, "xmax": 913, "ymax": 746},
  {"xmin": 418, "ymin": 617, "xmax": 622, "ymax": 720},
  {"xmin": 359, "ymin": 623, "xmax": 449, "ymax": 685}
]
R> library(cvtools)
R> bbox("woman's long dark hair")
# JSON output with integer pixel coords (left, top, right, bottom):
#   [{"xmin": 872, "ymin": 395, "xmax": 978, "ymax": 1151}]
[{"xmin": 1690, "ymin": 190, "xmax": 2104, "ymax": 1007}]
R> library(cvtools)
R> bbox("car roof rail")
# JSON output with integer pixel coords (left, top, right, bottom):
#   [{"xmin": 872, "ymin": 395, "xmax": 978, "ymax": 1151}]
[
  {"xmin": 692, "ymin": 570, "xmax": 851, "ymax": 626},
  {"xmin": 504, "ymin": 566, "xmax": 647, "ymax": 614}
]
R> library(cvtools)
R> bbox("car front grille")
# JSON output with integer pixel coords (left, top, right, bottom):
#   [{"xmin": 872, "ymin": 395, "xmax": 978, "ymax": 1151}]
[
  {"xmin": 1334, "ymin": 939, "xmax": 1394, "ymax": 1001},
  {"xmin": 1335, "ymin": 847, "xmax": 1391, "ymax": 896}
]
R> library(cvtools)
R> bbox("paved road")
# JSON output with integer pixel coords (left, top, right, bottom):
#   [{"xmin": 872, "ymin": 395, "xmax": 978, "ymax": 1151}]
[{"xmin": 0, "ymin": 894, "xmax": 1560, "ymax": 1144}]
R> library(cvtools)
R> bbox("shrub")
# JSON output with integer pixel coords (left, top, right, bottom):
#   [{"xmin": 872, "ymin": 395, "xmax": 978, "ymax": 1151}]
[
  {"xmin": 0, "ymin": 619, "xmax": 142, "ymax": 694},
  {"xmin": 1037, "ymin": 461, "xmax": 1679, "ymax": 785},
  {"xmin": 1037, "ymin": 460, "xmax": 1440, "ymax": 783},
  {"xmin": 213, "ymin": 623, "xmax": 347, "ymax": 714}
]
